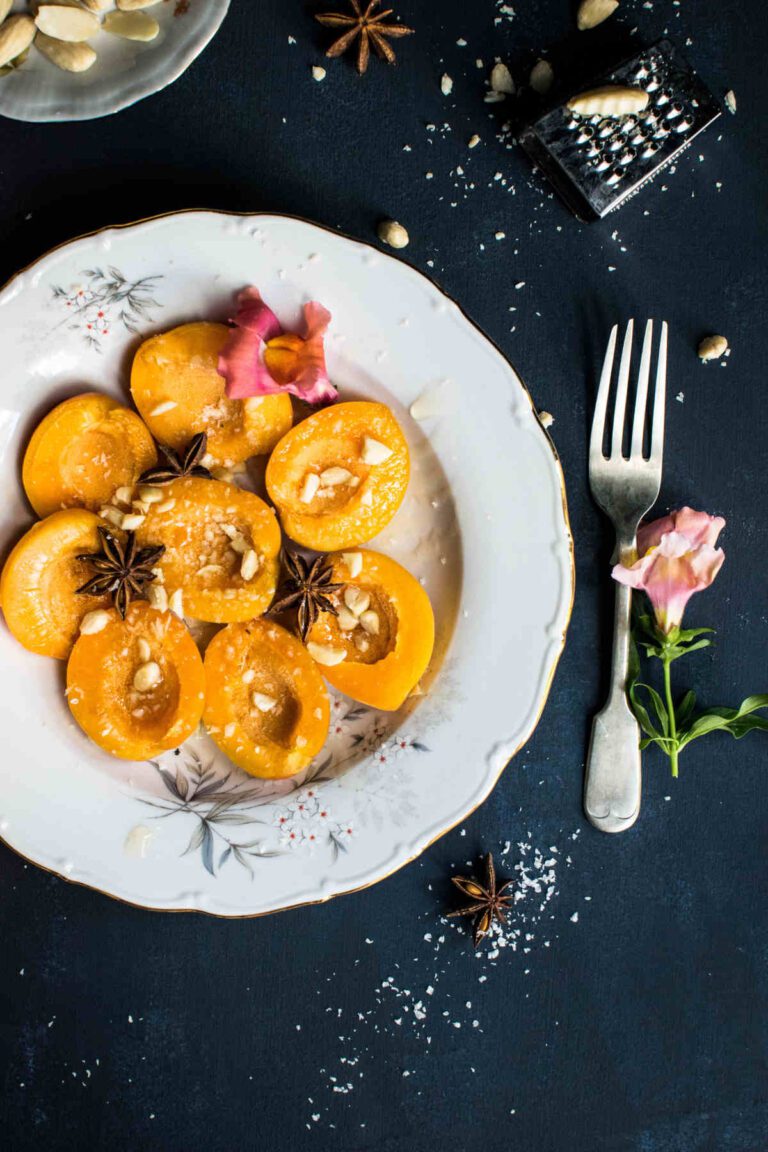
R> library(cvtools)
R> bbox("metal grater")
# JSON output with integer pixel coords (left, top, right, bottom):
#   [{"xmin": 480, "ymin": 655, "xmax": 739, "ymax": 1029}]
[{"xmin": 519, "ymin": 39, "xmax": 722, "ymax": 220}]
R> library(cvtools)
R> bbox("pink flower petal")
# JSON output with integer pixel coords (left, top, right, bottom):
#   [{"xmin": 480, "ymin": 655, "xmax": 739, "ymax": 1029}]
[
  {"xmin": 612, "ymin": 517, "xmax": 725, "ymax": 633},
  {"xmin": 637, "ymin": 512, "xmax": 676, "ymax": 555},
  {"xmin": 672, "ymin": 506, "xmax": 726, "ymax": 549},
  {"xmin": 218, "ymin": 289, "xmax": 337, "ymax": 403},
  {"xmin": 282, "ymin": 301, "xmax": 336, "ymax": 405},
  {"xmin": 231, "ymin": 286, "xmax": 283, "ymax": 342},
  {"xmin": 218, "ymin": 287, "xmax": 285, "ymax": 400}
]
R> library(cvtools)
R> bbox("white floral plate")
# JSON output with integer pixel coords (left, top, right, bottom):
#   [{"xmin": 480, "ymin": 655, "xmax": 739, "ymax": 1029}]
[
  {"xmin": 0, "ymin": 0, "xmax": 229, "ymax": 123},
  {"xmin": 0, "ymin": 210, "xmax": 573, "ymax": 915}
]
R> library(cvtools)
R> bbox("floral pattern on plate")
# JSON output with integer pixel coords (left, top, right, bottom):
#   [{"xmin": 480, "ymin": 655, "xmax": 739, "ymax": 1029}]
[
  {"xmin": 136, "ymin": 693, "xmax": 431, "ymax": 877},
  {"xmin": 51, "ymin": 267, "xmax": 162, "ymax": 350}
]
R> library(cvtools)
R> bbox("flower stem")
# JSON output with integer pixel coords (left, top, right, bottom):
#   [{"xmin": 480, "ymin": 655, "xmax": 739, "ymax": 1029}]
[{"xmin": 662, "ymin": 653, "xmax": 679, "ymax": 777}]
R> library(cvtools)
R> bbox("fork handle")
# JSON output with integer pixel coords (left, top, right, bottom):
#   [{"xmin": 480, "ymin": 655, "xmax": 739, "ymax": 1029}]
[{"xmin": 584, "ymin": 532, "xmax": 641, "ymax": 833}]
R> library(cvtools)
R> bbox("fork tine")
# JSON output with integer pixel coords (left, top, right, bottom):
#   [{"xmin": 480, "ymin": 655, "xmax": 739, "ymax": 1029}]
[
  {"xmin": 650, "ymin": 321, "xmax": 668, "ymax": 464},
  {"xmin": 589, "ymin": 324, "xmax": 618, "ymax": 461},
  {"xmin": 610, "ymin": 319, "xmax": 634, "ymax": 459},
  {"xmin": 630, "ymin": 319, "xmax": 653, "ymax": 458}
]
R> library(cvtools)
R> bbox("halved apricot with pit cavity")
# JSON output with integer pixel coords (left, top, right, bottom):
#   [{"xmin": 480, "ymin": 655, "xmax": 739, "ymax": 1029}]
[
  {"xmin": 131, "ymin": 322, "xmax": 293, "ymax": 467},
  {"xmin": 203, "ymin": 618, "xmax": 330, "ymax": 779},
  {"xmin": 22, "ymin": 392, "xmax": 157, "ymax": 518},
  {"xmin": 0, "ymin": 508, "xmax": 111, "ymax": 659},
  {"xmin": 305, "ymin": 549, "xmax": 434, "ymax": 711},
  {"xmin": 135, "ymin": 476, "xmax": 281, "ymax": 623},
  {"xmin": 265, "ymin": 401, "xmax": 409, "ymax": 551},
  {"xmin": 67, "ymin": 601, "xmax": 205, "ymax": 760}
]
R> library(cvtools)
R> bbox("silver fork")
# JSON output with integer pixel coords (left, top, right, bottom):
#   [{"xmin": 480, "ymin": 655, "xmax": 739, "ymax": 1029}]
[{"xmin": 584, "ymin": 319, "xmax": 668, "ymax": 833}]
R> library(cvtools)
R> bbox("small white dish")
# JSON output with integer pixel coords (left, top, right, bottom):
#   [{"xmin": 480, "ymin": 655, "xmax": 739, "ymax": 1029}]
[
  {"xmin": 0, "ymin": 0, "xmax": 230, "ymax": 123},
  {"xmin": 0, "ymin": 210, "xmax": 573, "ymax": 915}
]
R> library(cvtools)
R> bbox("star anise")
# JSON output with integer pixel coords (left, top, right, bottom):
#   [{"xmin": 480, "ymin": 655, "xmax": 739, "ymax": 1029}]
[
  {"xmin": 76, "ymin": 528, "xmax": 166, "ymax": 619},
  {"xmin": 269, "ymin": 551, "xmax": 342, "ymax": 642},
  {"xmin": 138, "ymin": 431, "xmax": 211, "ymax": 487},
  {"xmin": 316, "ymin": 0, "xmax": 414, "ymax": 75},
  {"xmin": 446, "ymin": 853, "xmax": 513, "ymax": 947}
]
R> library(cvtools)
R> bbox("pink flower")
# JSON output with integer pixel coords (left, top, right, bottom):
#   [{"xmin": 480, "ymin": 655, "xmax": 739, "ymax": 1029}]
[
  {"xmin": 218, "ymin": 286, "xmax": 337, "ymax": 405},
  {"xmin": 612, "ymin": 507, "xmax": 725, "ymax": 633}
]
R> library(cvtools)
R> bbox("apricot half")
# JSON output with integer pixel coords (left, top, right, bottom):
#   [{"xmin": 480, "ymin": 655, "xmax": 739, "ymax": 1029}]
[
  {"xmin": 265, "ymin": 401, "xmax": 409, "ymax": 551},
  {"xmin": 203, "ymin": 619, "xmax": 330, "ymax": 779},
  {"xmin": 135, "ymin": 476, "xmax": 281, "ymax": 623},
  {"xmin": 0, "ymin": 509, "xmax": 111, "ymax": 659},
  {"xmin": 306, "ymin": 549, "xmax": 434, "ymax": 711},
  {"xmin": 131, "ymin": 322, "xmax": 293, "ymax": 467},
  {"xmin": 67, "ymin": 602, "xmax": 205, "ymax": 760},
  {"xmin": 22, "ymin": 392, "xmax": 157, "ymax": 518}
]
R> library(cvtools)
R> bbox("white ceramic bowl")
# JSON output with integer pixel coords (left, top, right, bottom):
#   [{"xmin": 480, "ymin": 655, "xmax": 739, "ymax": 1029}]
[
  {"xmin": 0, "ymin": 0, "xmax": 230, "ymax": 122},
  {"xmin": 0, "ymin": 211, "xmax": 573, "ymax": 914}
]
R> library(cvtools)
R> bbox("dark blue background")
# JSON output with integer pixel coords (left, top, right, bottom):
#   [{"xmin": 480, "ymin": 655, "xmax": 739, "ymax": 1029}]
[{"xmin": 0, "ymin": 2, "xmax": 766, "ymax": 1149}]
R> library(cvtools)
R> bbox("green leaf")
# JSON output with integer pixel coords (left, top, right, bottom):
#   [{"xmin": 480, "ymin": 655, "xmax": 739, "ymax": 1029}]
[
  {"xmin": 733, "ymin": 694, "xmax": 768, "ymax": 716},
  {"xmin": 629, "ymin": 682, "xmax": 660, "ymax": 741},
  {"xmin": 677, "ymin": 695, "xmax": 768, "ymax": 749},
  {"xmin": 665, "ymin": 637, "xmax": 712, "ymax": 663},
  {"xmin": 637, "ymin": 682, "xmax": 670, "ymax": 736},
  {"xmin": 727, "ymin": 716, "xmax": 768, "ymax": 739},
  {"xmin": 676, "ymin": 626, "xmax": 715, "ymax": 643},
  {"xmin": 676, "ymin": 690, "xmax": 697, "ymax": 728}
]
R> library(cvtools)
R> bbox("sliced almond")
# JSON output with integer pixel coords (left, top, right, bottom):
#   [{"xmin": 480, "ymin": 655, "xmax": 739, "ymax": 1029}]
[
  {"xmin": 336, "ymin": 607, "xmax": 360, "ymax": 632},
  {"xmin": 577, "ymin": 0, "xmax": 619, "ymax": 30},
  {"xmin": 79, "ymin": 609, "xmax": 111, "ymax": 636},
  {"xmin": 117, "ymin": 0, "xmax": 162, "ymax": 8},
  {"xmin": 354, "ymin": 633, "xmax": 370, "ymax": 652},
  {"xmin": 359, "ymin": 610, "xmax": 380, "ymax": 636},
  {"xmin": 99, "ymin": 506, "xmax": 124, "ymax": 529},
  {"xmin": 168, "ymin": 589, "xmax": 184, "ymax": 618},
  {"xmin": 567, "ymin": 86, "xmax": 648, "ymax": 117},
  {"xmin": 240, "ymin": 549, "xmax": 260, "ymax": 581},
  {"xmin": 196, "ymin": 563, "xmax": 225, "ymax": 577},
  {"xmin": 229, "ymin": 533, "xmax": 249, "ymax": 555},
  {"xmin": 360, "ymin": 489, "xmax": 373, "ymax": 507},
  {"xmin": 342, "ymin": 551, "xmax": 363, "ymax": 578},
  {"xmin": 210, "ymin": 467, "xmax": 236, "ymax": 484},
  {"xmin": 320, "ymin": 466, "xmax": 353, "ymax": 486},
  {"xmin": 300, "ymin": 472, "xmax": 320, "ymax": 503},
  {"xmin": 148, "ymin": 400, "xmax": 177, "ymax": 417},
  {"xmin": 112, "ymin": 486, "xmax": 133, "ymax": 507},
  {"xmin": 251, "ymin": 691, "xmax": 277, "ymax": 713},
  {"xmin": 35, "ymin": 6, "xmax": 100, "ymax": 41},
  {"xmin": 0, "ymin": 0, "xmax": 14, "ymax": 23},
  {"xmin": 121, "ymin": 513, "xmax": 146, "ymax": 531},
  {"xmin": 530, "ymin": 59, "xmax": 553, "ymax": 95},
  {"xmin": 79, "ymin": 0, "xmax": 113, "ymax": 10},
  {"xmin": 155, "ymin": 499, "xmax": 176, "ymax": 514},
  {"xmin": 133, "ymin": 661, "xmax": 162, "ymax": 692},
  {"xmin": 361, "ymin": 437, "xmax": 393, "ymax": 465},
  {"xmin": 698, "ymin": 334, "xmax": 729, "ymax": 361},
  {"xmin": 103, "ymin": 9, "xmax": 159, "ymax": 41},
  {"xmin": 0, "ymin": 16, "xmax": 36, "ymax": 69},
  {"xmin": 344, "ymin": 586, "xmax": 370, "ymax": 617},
  {"xmin": 377, "ymin": 220, "xmax": 410, "ymax": 250},
  {"xmin": 138, "ymin": 485, "xmax": 165, "ymax": 504},
  {"xmin": 147, "ymin": 584, "xmax": 168, "ymax": 612},
  {"xmin": 307, "ymin": 641, "xmax": 347, "ymax": 667},
  {"xmin": 490, "ymin": 61, "xmax": 514, "ymax": 95}
]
